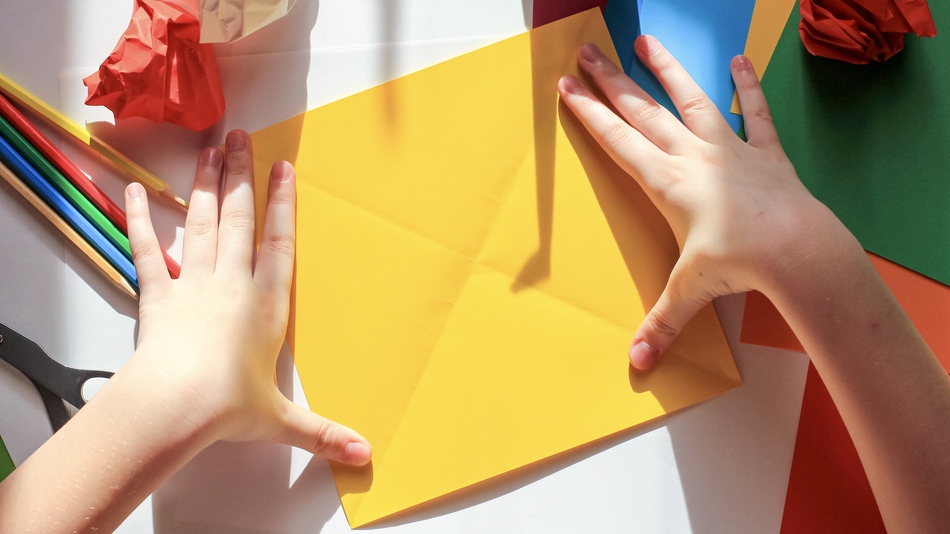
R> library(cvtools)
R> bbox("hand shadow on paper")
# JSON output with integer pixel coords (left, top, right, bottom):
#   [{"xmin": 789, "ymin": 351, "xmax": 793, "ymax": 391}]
[
  {"xmin": 511, "ymin": 1, "xmax": 619, "ymax": 295},
  {"xmin": 511, "ymin": 26, "xmax": 556, "ymax": 292}
]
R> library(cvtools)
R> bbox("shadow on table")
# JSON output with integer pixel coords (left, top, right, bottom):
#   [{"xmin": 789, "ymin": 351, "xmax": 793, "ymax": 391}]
[
  {"xmin": 151, "ymin": 346, "xmax": 343, "ymax": 534},
  {"xmin": 664, "ymin": 295, "xmax": 810, "ymax": 533}
]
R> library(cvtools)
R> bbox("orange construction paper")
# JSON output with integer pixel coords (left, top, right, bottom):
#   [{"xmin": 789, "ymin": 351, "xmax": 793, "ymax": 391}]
[
  {"xmin": 741, "ymin": 251, "xmax": 950, "ymax": 369},
  {"xmin": 798, "ymin": 0, "xmax": 937, "ymax": 64},
  {"xmin": 84, "ymin": 0, "xmax": 225, "ymax": 131},
  {"xmin": 250, "ymin": 9, "xmax": 740, "ymax": 527}
]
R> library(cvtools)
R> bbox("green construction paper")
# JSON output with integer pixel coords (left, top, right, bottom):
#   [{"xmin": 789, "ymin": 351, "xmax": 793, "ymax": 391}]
[
  {"xmin": 0, "ymin": 435, "xmax": 14, "ymax": 482},
  {"xmin": 760, "ymin": 7, "xmax": 950, "ymax": 286}
]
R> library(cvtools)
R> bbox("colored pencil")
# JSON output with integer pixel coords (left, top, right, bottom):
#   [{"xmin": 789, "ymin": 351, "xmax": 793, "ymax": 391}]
[
  {"xmin": 0, "ymin": 94, "xmax": 180, "ymax": 278},
  {"xmin": 0, "ymin": 160, "xmax": 137, "ymax": 299},
  {"xmin": 0, "ymin": 131, "xmax": 138, "ymax": 288},
  {"xmin": 0, "ymin": 113, "xmax": 132, "ymax": 260},
  {"xmin": 0, "ymin": 71, "xmax": 188, "ymax": 208}
]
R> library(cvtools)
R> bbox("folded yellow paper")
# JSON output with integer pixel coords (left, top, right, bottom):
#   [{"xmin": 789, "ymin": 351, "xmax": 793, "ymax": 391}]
[{"xmin": 250, "ymin": 8, "xmax": 740, "ymax": 528}]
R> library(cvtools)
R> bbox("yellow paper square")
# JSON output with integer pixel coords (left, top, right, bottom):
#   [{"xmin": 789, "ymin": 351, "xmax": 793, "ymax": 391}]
[{"xmin": 250, "ymin": 9, "xmax": 741, "ymax": 527}]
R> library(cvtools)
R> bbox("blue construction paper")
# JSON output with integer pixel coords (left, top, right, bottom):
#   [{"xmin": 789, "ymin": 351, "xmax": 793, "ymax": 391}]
[
  {"xmin": 0, "ymin": 131, "xmax": 138, "ymax": 287},
  {"xmin": 605, "ymin": 0, "xmax": 755, "ymax": 132}
]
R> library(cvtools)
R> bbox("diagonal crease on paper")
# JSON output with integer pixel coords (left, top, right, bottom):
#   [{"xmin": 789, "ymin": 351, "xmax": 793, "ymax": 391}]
[{"xmin": 250, "ymin": 9, "xmax": 741, "ymax": 528}]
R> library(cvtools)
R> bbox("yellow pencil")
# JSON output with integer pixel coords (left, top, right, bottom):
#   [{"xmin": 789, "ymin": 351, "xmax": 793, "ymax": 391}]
[
  {"xmin": 0, "ymin": 159, "xmax": 138, "ymax": 300},
  {"xmin": 0, "ymin": 72, "xmax": 188, "ymax": 209}
]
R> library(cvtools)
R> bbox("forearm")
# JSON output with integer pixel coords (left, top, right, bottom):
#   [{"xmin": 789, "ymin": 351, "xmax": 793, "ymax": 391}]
[
  {"xmin": 0, "ymin": 355, "xmax": 217, "ymax": 533},
  {"xmin": 763, "ymin": 211, "xmax": 950, "ymax": 532}
]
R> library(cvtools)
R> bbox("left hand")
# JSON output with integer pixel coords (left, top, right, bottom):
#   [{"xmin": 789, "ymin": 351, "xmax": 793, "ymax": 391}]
[{"xmin": 121, "ymin": 130, "xmax": 372, "ymax": 464}]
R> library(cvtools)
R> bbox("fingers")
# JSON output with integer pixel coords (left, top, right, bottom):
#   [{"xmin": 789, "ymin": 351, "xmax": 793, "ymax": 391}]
[
  {"xmin": 575, "ymin": 42, "xmax": 689, "ymax": 154},
  {"xmin": 558, "ymin": 74, "xmax": 665, "ymax": 189},
  {"xmin": 629, "ymin": 262, "xmax": 711, "ymax": 370},
  {"xmin": 217, "ymin": 130, "xmax": 257, "ymax": 272},
  {"xmin": 633, "ymin": 35, "xmax": 732, "ymax": 143},
  {"xmin": 181, "ymin": 147, "xmax": 223, "ymax": 276},
  {"xmin": 125, "ymin": 183, "xmax": 171, "ymax": 297},
  {"xmin": 277, "ymin": 400, "xmax": 372, "ymax": 466},
  {"xmin": 254, "ymin": 161, "xmax": 296, "ymax": 294},
  {"xmin": 731, "ymin": 55, "xmax": 781, "ymax": 150}
]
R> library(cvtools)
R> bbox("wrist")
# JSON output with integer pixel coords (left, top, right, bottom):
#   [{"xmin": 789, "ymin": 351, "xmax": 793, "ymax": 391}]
[
  {"xmin": 754, "ymin": 197, "xmax": 867, "ymax": 303},
  {"xmin": 97, "ymin": 350, "xmax": 224, "ymax": 452}
]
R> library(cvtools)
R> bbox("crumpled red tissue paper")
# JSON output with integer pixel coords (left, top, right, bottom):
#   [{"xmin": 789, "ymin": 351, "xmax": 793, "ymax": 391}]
[
  {"xmin": 799, "ymin": 0, "xmax": 936, "ymax": 64},
  {"xmin": 84, "ymin": 0, "xmax": 225, "ymax": 131}
]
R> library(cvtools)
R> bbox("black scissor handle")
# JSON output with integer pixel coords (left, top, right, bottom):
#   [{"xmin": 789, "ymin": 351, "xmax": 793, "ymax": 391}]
[{"xmin": 0, "ymin": 322, "xmax": 114, "ymax": 409}]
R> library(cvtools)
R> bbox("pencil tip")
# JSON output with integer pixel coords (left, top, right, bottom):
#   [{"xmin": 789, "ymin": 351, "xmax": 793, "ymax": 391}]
[{"xmin": 164, "ymin": 189, "xmax": 189, "ymax": 209}]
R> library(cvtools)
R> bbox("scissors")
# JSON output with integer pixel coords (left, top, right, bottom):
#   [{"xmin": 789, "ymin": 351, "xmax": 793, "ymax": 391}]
[{"xmin": 0, "ymin": 321, "xmax": 113, "ymax": 432}]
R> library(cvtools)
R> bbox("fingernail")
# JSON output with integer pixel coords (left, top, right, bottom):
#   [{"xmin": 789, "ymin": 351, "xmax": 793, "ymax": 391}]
[
  {"xmin": 126, "ymin": 182, "xmax": 146, "ymax": 199},
  {"xmin": 226, "ymin": 130, "xmax": 247, "ymax": 151},
  {"xmin": 558, "ymin": 75, "xmax": 583, "ymax": 95},
  {"xmin": 273, "ymin": 160, "xmax": 294, "ymax": 182},
  {"xmin": 201, "ymin": 147, "xmax": 222, "ymax": 167},
  {"xmin": 639, "ymin": 35, "xmax": 661, "ymax": 56},
  {"xmin": 629, "ymin": 338, "xmax": 660, "ymax": 369},
  {"xmin": 733, "ymin": 55, "xmax": 752, "ymax": 72},
  {"xmin": 343, "ymin": 441, "xmax": 372, "ymax": 465},
  {"xmin": 579, "ymin": 42, "xmax": 601, "ymax": 64}
]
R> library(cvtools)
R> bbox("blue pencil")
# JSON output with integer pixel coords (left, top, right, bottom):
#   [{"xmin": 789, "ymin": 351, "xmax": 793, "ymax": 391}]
[{"xmin": 0, "ymin": 132, "xmax": 138, "ymax": 288}]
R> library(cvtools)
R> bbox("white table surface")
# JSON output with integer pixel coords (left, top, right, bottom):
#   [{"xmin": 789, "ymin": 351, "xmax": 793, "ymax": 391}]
[{"xmin": 0, "ymin": 1, "xmax": 809, "ymax": 532}]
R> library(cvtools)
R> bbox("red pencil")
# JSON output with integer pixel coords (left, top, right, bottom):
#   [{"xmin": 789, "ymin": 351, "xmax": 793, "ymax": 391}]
[{"xmin": 0, "ymin": 93, "xmax": 180, "ymax": 279}]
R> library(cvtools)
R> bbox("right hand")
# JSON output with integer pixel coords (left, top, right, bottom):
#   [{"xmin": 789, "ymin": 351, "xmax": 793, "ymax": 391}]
[{"xmin": 557, "ymin": 37, "xmax": 854, "ymax": 369}]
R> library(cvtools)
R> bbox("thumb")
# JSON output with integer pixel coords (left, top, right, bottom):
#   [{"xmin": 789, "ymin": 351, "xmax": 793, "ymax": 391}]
[
  {"xmin": 629, "ymin": 267, "xmax": 712, "ymax": 370},
  {"xmin": 276, "ymin": 400, "xmax": 372, "ymax": 465}
]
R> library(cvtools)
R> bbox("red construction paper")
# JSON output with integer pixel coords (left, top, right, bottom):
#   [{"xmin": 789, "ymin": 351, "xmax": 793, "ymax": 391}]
[
  {"xmin": 83, "ymin": 0, "xmax": 225, "ymax": 131},
  {"xmin": 533, "ymin": 0, "xmax": 607, "ymax": 28},
  {"xmin": 798, "ymin": 0, "xmax": 936, "ymax": 64},
  {"xmin": 740, "ymin": 290, "xmax": 803, "ymax": 352},
  {"xmin": 780, "ymin": 363, "xmax": 887, "ymax": 534},
  {"xmin": 741, "ymin": 252, "xmax": 950, "ymax": 532}
]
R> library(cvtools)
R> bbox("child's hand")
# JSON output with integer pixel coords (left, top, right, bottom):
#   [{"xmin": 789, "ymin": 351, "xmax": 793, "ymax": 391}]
[
  {"xmin": 123, "ymin": 130, "xmax": 371, "ymax": 465},
  {"xmin": 558, "ymin": 37, "xmax": 851, "ymax": 370}
]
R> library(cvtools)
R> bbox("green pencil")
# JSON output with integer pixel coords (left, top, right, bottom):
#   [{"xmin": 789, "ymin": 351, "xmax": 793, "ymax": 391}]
[{"xmin": 0, "ymin": 114, "xmax": 131, "ymax": 261}]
